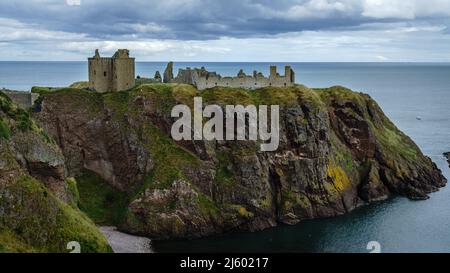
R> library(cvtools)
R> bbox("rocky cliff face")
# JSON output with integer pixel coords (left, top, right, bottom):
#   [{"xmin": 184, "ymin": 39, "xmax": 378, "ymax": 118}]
[
  {"xmin": 0, "ymin": 91, "xmax": 111, "ymax": 252},
  {"xmin": 32, "ymin": 84, "xmax": 447, "ymax": 240}
]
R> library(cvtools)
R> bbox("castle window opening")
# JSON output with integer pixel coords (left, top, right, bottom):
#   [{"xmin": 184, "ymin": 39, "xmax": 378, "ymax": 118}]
[{"xmin": 104, "ymin": 71, "xmax": 107, "ymax": 77}]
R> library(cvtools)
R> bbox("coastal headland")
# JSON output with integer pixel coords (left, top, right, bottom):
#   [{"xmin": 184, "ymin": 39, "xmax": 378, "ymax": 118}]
[{"xmin": 1, "ymin": 82, "xmax": 445, "ymax": 248}]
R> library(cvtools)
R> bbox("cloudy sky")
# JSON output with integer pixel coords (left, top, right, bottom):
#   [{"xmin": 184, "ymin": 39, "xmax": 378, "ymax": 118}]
[{"xmin": 0, "ymin": 0, "xmax": 450, "ymax": 61}]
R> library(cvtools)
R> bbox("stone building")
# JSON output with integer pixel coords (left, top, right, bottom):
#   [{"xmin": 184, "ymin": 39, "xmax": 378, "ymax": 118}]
[
  {"xmin": 88, "ymin": 49, "xmax": 135, "ymax": 92},
  {"xmin": 162, "ymin": 62, "xmax": 295, "ymax": 90}
]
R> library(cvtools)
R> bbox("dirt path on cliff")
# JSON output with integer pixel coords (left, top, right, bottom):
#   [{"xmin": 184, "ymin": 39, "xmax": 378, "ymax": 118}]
[{"xmin": 99, "ymin": 226, "xmax": 153, "ymax": 253}]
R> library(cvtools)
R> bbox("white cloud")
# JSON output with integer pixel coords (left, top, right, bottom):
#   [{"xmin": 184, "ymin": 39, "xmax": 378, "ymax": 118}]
[
  {"xmin": 385, "ymin": 25, "xmax": 447, "ymax": 33},
  {"xmin": 66, "ymin": 0, "xmax": 81, "ymax": 6},
  {"xmin": 253, "ymin": 0, "xmax": 358, "ymax": 20},
  {"xmin": 55, "ymin": 39, "xmax": 231, "ymax": 61},
  {"xmin": 376, "ymin": 55, "xmax": 388, "ymax": 61},
  {"xmin": 363, "ymin": 0, "xmax": 416, "ymax": 19},
  {"xmin": 263, "ymin": 0, "xmax": 450, "ymax": 20},
  {"xmin": 116, "ymin": 23, "xmax": 169, "ymax": 33},
  {"xmin": 362, "ymin": 0, "xmax": 450, "ymax": 19}
]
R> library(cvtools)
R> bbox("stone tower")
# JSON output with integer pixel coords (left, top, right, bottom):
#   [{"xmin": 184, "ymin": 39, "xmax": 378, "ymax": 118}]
[
  {"xmin": 88, "ymin": 49, "xmax": 135, "ymax": 93},
  {"xmin": 270, "ymin": 66, "xmax": 277, "ymax": 77},
  {"xmin": 285, "ymin": 65, "xmax": 295, "ymax": 83}
]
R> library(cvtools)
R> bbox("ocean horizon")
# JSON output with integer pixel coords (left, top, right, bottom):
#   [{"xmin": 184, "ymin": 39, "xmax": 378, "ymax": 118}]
[{"xmin": 2, "ymin": 61, "xmax": 450, "ymax": 91}]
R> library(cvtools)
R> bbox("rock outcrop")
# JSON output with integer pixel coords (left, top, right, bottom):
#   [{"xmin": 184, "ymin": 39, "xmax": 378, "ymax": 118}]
[
  {"xmin": 444, "ymin": 152, "xmax": 450, "ymax": 168},
  {"xmin": 32, "ymin": 90, "xmax": 154, "ymax": 192},
  {"xmin": 0, "ymin": 90, "xmax": 111, "ymax": 252},
  {"xmin": 154, "ymin": 71, "xmax": 162, "ymax": 83},
  {"xmin": 32, "ymin": 84, "xmax": 447, "ymax": 240},
  {"xmin": 163, "ymin": 62, "xmax": 174, "ymax": 83}
]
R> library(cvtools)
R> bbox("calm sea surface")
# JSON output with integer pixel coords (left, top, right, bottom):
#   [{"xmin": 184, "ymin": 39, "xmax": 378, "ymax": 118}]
[{"xmin": 1, "ymin": 62, "xmax": 450, "ymax": 252}]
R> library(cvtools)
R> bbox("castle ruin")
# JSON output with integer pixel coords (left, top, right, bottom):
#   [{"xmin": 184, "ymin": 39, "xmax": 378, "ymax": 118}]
[
  {"xmin": 88, "ymin": 49, "xmax": 135, "ymax": 92},
  {"xmin": 162, "ymin": 62, "xmax": 295, "ymax": 90},
  {"xmin": 86, "ymin": 49, "xmax": 295, "ymax": 92}
]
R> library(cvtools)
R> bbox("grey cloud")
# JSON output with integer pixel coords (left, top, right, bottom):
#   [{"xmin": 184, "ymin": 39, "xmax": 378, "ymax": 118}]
[
  {"xmin": 2, "ymin": 0, "xmax": 449, "ymax": 41},
  {"xmin": 1, "ymin": 0, "xmax": 450, "ymax": 62}
]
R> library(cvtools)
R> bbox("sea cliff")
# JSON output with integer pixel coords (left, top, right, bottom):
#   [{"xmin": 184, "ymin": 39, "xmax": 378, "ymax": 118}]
[
  {"xmin": 0, "ymin": 91, "xmax": 111, "ymax": 252},
  {"xmin": 27, "ymin": 83, "xmax": 446, "ymax": 240}
]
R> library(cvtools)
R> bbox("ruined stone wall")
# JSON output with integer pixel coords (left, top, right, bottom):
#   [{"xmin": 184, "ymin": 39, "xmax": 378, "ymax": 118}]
[
  {"xmin": 2, "ymin": 90, "xmax": 39, "ymax": 109},
  {"xmin": 193, "ymin": 73, "xmax": 293, "ymax": 90},
  {"xmin": 167, "ymin": 63, "xmax": 296, "ymax": 90},
  {"xmin": 193, "ymin": 67, "xmax": 295, "ymax": 90}
]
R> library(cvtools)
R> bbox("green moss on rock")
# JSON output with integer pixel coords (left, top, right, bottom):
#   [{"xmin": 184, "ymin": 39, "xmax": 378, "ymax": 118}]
[
  {"xmin": 39, "ymin": 88, "xmax": 103, "ymax": 117},
  {"xmin": 138, "ymin": 124, "xmax": 200, "ymax": 191},
  {"xmin": 0, "ymin": 119, "xmax": 10, "ymax": 140},
  {"xmin": 0, "ymin": 175, "xmax": 112, "ymax": 253},
  {"xmin": 65, "ymin": 177, "xmax": 80, "ymax": 207},
  {"xmin": 0, "ymin": 224, "xmax": 36, "ymax": 253},
  {"xmin": 0, "ymin": 91, "xmax": 33, "ymax": 132},
  {"xmin": 76, "ymin": 170, "xmax": 128, "ymax": 226}
]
